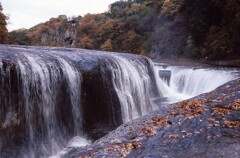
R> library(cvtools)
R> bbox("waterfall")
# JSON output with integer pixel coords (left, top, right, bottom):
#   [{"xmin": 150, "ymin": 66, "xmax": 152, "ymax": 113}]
[
  {"xmin": 105, "ymin": 54, "xmax": 158, "ymax": 123},
  {"xmin": 155, "ymin": 65, "xmax": 238, "ymax": 104},
  {"xmin": 0, "ymin": 45, "xmax": 160, "ymax": 158},
  {"xmin": 16, "ymin": 52, "xmax": 83, "ymax": 158}
]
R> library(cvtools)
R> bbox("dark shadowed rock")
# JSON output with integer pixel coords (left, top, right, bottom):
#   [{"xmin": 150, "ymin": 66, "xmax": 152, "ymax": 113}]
[
  {"xmin": 159, "ymin": 70, "xmax": 171, "ymax": 85},
  {"xmin": 79, "ymin": 56, "xmax": 123, "ymax": 139},
  {"xmin": 62, "ymin": 78, "xmax": 240, "ymax": 158}
]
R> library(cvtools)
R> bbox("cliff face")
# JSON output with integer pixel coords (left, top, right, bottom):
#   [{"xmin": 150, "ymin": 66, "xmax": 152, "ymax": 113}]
[
  {"xmin": 39, "ymin": 26, "xmax": 77, "ymax": 46},
  {"xmin": 28, "ymin": 15, "xmax": 80, "ymax": 47},
  {"xmin": 9, "ymin": 15, "xmax": 81, "ymax": 47}
]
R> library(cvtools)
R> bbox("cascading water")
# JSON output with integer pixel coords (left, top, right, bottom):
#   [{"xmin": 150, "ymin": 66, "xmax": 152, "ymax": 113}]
[
  {"xmin": 15, "ymin": 52, "xmax": 83, "ymax": 158},
  {"xmin": 0, "ymin": 45, "xmax": 160, "ymax": 158},
  {"xmin": 105, "ymin": 55, "xmax": 158, "ymax": 123},
  {"xmin": 155, "ymin": 65, "xmax": 238, "ymax": 104}
]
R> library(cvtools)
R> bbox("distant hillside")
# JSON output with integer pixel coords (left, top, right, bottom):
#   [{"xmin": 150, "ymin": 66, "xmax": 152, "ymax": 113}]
[{"xmin": 8, "ymin": 0, "xmax": 240, "ymax": 60}]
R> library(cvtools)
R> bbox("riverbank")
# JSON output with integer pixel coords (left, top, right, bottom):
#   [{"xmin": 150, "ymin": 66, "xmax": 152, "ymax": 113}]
[
  {"xmin": 153, "ymin": 57, "xmax": 240, "ymax": 67},
  {"xmin": 153, "ymin": 58, "xmax": 210, "ymax": 67},
  {"xmin": 61, "ymin": 78, "xmax": 240, "ymax": 158}
]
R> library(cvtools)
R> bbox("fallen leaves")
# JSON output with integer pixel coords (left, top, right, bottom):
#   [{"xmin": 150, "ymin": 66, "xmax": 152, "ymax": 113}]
[
  {"xmin": 212, "ymin": 107, "xmax": 230, "ymax": 116},
  {"xmin": 207, "ymin": 117, "xmax": 215, "ymax": 121},
  {"xmin": 216, "ymin": 93, "xmax": 235, "ymax": 102},
  {"xmin": 224, "ymin": 120, "xmax": 240, "ymax": 129},
  {"xmin": 169, "ymin": 99, "xmax": 209, "ymax": 119},
  {"xmin": 140, "ymin": 116, "xmax": 172, "ymax": 137},
  {"xmin": 142, "ymin": 127, "xmax": 156, "ymax": 137},
  {"xmin": 80, "ymin": 142, "xmax": 142, "ymax": 158},
  {"xmin": 207, "ymin": 123, "xmax": 220, "ymax": 127},
  {"xmin": 212, "ymin": 99, "xmax": 240, "ymax": 119},
  {"xmin": 226, "ymin": 99, "xmax": 240, "ymax": 111},
  {"xmin": 168, "ymin": 134, "xmax": 179, "ymax": 141},
  {"xmin": 104, "ymin": 142, "xmax": 142, "ymax": 157},
  {"xmin": 150, "ymin": 116, "xmax": 172, "ymax": 127}
]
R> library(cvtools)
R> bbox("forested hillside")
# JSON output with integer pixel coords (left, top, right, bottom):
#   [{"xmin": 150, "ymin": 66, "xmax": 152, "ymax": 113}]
[
  {"xmin": 0, "ymin": 2, "xmax": 8, "ymax": 44},
  {"xmin": 6, "ymin": 0, "xmax": 240, "ymax": 60}
]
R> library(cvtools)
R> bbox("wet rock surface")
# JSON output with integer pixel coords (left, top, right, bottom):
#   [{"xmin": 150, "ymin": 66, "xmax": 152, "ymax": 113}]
[{"xmin": 63, "ymin": 78, "xmax": 240, "ymax": 158}]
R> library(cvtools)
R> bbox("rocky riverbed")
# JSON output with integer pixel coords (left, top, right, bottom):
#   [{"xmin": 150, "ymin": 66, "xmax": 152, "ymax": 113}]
[{"xmin": 60, "ymin": 78, "xmax": 240, "ymax": 158}]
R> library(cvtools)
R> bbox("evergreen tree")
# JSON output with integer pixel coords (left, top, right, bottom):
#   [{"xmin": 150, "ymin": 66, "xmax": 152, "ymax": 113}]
[{"xmin": 0, "ymin": 2, "xmax": 8, "ymax": 44}]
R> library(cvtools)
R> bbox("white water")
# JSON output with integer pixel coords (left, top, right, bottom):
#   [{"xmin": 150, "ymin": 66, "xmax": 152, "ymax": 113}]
[
  {"xmin": 49, "ymin": 136, "xmax": 91, "ymax": 158},
  {"xmin": 58, "ymin": 58, "xmax": 82, "ymax": 134},
  {"xmin": 155, "ymin": 65, "xmax": 238, "ymax": 104},
  {"xmin": 16, "ymin": 53, "xmax": 83, "ymax": 158},
  {"xmin": 104, "ymin": 55, "xmax": 158, "ymax": 123}
]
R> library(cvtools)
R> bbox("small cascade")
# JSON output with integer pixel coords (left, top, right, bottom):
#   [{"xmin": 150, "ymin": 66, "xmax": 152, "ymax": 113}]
[
  {"xmin": 105, "ymin": 55, "xmax": 158, "ymax": 123},
  {"xmin": 155, "ymin": 65, "xmax": 238, "ymax": 104},
  {"xmin": 168, "ymin": 67, "xmax": 237, "ymax": 96}
]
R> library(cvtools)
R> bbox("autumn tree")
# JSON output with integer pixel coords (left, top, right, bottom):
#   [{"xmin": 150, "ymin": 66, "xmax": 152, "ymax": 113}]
[
  {"xmin": 81, "ymin": 36, "xmax": 93, "ymax": 49},
  {"xmin": 100, "ymin": 39, "xmax": 113, "ymax": 51},
  {"xmin": 0, "ymin": 2, "xmax": 8, "ymax": 44}
]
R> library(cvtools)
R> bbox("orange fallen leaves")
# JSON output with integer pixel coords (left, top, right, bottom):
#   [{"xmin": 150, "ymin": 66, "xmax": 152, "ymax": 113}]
[
  {"xmin": 207, "ymin": 123, "xmax": 220, "ymax": 127},
  {"xmin": 168, "ymin": 134, "xmax": 179, "ymax": 141},
  {"xmin": 169, "ymin": 99, "xmax": 208, "ymax": 119},
  {"xmin": 226, "ymin": 99, "xmax": 240, "ymax": 111},
  {"xmin": 216, "ymin": 93, "xmax": 234, "ymax": 102},
  {"xmin": 103, "ymin": 142, "xmax": 142, "ymax": 157},
  {"xmin": 212, "ymin": 99, "xmax": 240, "ymax": 119},
  {"xmin": 224, "ymin": 120, "xmax": 240, "ymax": 129},
  {"xmin": 139, "ymin": 116, "xmax": 172, "ymax": 137},
  {"xmin": 142, "ymin": 127, "xmax": 156, "ymax": 137},
  {"xmin": 212, "ymin": 107, "xmax": 230, "ymax": 116}
]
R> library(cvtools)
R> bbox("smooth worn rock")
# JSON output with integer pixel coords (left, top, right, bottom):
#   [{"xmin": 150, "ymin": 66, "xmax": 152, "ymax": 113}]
[{"xmin": 62, "ymin": 78, "xmax": 240, "ymax": 158}]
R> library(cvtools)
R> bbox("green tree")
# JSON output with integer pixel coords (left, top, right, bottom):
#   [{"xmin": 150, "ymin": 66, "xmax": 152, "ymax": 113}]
[
  {"xmin": 0, "ymin": 2, "xmax": 8, "ymax": 44},
  {"xmin": 9, "ymin": 29, "xmax": 32, "ymax": 45}
]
